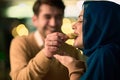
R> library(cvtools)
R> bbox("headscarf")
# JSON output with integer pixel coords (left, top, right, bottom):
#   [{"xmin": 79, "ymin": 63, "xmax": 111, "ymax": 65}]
[{"xmin": 81, "ymin": 1, "xmax": 120, "ymax": 80}]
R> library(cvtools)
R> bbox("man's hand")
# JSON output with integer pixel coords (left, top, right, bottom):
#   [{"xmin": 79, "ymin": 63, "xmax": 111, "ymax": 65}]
[{"xmin": 42, "ymin": 32, "xmax": 68, "ymax": 58}]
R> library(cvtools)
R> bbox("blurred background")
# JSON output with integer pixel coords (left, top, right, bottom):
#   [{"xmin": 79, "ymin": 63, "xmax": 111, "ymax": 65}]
[
  {"xmin": 1, "ymin": 0, "xmax": 119, "ymax": 80},
  {"xmin": 0, "ymin": 0, "xmax": 84, "ymax": 80}
]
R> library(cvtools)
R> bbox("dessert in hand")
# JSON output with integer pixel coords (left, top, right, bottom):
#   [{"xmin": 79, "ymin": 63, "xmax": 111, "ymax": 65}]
[{"xmin": 67, "ymin": 33, "xmax": 77, "ymax": 39}]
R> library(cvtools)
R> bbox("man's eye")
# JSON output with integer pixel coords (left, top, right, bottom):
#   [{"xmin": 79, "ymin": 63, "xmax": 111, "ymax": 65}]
[
  {"xmin": 45, "ymin": 15, "xmax": 51, "ymax": 19},
  {"xmin": 56, "ymin": 15, "xmax": 63, "ymax": 20}
]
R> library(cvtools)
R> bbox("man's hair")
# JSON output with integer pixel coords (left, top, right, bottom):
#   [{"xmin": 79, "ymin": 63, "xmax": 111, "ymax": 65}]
[{"xmin": 33, "ymin": 0, "xmax": 65, "ymax": 16}]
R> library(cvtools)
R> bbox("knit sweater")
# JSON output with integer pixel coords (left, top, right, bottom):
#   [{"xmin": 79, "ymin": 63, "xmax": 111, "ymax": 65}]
[{"xmin": 9, "ymin": 32, "xmax": 82, "ymax": 80}]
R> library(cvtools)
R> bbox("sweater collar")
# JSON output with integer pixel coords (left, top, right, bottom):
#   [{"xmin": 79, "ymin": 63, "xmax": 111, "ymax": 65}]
[{"xmin": 34, "ymin": 30, "xmax": 44, "ymax": 48}]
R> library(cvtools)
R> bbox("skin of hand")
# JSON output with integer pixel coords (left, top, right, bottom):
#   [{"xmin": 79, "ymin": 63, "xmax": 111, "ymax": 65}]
[
  {"xmin": 54, "ymin": 54, "xmax": 86, "ymax": 80},
  {"xmin": 42, "ymin": 32, "xmax": 68, "ymax": 58},
  {"xmin": 53, "ymin": 54, "xmax": 76, "ymax": 68}
]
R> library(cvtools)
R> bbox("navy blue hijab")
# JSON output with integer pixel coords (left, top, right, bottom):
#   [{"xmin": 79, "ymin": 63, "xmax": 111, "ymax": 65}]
[{"xmin": 81, "ymin": 1, "xmax": 120, "ymax": 80}]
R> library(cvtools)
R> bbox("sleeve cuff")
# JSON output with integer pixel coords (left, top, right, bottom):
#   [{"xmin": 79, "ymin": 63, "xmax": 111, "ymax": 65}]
[
  {"xmin": 68, "ymin": 60, "xmax": 86, "ymax": 77},
  {"xmin": 34, "ymin": 49, "xmax": 52, "ymax": 70}
]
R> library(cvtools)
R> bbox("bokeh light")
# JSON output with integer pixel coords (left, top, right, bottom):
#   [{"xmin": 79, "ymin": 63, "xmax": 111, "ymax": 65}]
[
  {"xmin": 12, "ymin": 24, "xmax": 29, "ymax": 37},
  {"xmin": 62, "ymin": 18, "xmax": 77, "ymax": 45}
]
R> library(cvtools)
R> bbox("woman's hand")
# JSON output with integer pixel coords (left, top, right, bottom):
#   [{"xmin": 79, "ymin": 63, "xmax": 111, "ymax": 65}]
[
  {"xmin": 53, "ymin": 54, "xmax": 76, "ymax": 68},
  {"xmin": 54, "ymin": 54, "xmax": 86, "ymax": 80}
]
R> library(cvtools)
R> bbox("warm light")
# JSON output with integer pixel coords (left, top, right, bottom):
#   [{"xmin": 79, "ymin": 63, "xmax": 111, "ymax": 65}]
[
  {"xmin": 62, "ymin": 18, "xmax": 77, "ymax": 45},
  {"xmin": 12, "ymin": 27, "xmax": 18, "ymax": 37},
  {"xmin": 16, "ymin": 24, "xmax": 29, "ymax": 36},
  {"xmin": 18, "ymin": 3, "xmax": 27, "ymax": 7},
  {"xmin": 63, "ymin": 18, "xmax": 71, "ymax": 24},
  {"xmin": 6, "ymin": 3, "xmax": 33, "ymax": 18},
  {"xmin": 12, "ymin": 24, "xmax": 29, "ymax": 37},
  {"xmin": 62, "ymin": 18, "xmax": 74, "ymax": 33}
]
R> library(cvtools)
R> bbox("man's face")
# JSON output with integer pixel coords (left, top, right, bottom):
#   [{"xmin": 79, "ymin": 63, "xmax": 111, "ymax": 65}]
[
  {"xmin": 33, "ymin": 4, "xmax": 64, "ymax": 38},
  {"xmin": 72, "ymin": 10, "xmax": 84, "ymax": 49}
]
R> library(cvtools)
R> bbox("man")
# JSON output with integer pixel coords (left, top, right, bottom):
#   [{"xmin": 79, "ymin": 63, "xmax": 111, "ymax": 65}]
[{"xmin": 9, "ymin": 0, "xmax": 85, "ymax": 80}]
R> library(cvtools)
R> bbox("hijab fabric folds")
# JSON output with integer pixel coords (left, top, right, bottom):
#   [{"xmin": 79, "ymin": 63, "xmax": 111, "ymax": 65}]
[{"xmin": 81, "ymin": 1, "xmax": 120, "ymax": 80}]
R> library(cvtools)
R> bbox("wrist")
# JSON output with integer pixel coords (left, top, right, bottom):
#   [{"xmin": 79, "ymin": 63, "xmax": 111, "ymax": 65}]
[
  {"xmin": 68, "ymin": 60, "xmax": 86, "ymax": 76},
  {"xmin": 69, "ymin": 70, "xmax": 82, "ymax": 80},
  {"xmin": 42, "ymin": 48, "xmax": 53, "ymax": 59},
  {"xmin": 69, "ymin": 69, "xmax": 84, "ymax": 77}
]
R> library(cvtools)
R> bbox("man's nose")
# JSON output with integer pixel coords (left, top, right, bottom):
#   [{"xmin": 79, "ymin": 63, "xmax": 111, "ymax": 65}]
[{"xmin": 49, "ymin": 18, "xmax": 56, "ymax": 27}]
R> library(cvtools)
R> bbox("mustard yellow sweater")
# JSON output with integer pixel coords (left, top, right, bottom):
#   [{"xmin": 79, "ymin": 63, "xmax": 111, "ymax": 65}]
[{"xmin": 10, "ymin": 32, "xmax": 82, "ymax": 80}]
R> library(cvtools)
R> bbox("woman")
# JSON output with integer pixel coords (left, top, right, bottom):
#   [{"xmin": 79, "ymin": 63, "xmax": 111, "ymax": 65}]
[{"xmin": 54, "ymin": 1, "xmax": 120, "ymax": 80}]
